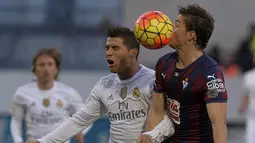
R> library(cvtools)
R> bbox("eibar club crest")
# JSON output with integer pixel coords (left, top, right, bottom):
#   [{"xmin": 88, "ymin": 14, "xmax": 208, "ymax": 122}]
[
  {"xmin": 132, "ymin": 87, "xmax": 141, "ymax": 99},
  {"xmin": 43, "ymin": 98, "xmax": 50, "ymax": 107},
  {"xmin": 182, "ymin": 78, "xmax": 189, "ymax": 90}
]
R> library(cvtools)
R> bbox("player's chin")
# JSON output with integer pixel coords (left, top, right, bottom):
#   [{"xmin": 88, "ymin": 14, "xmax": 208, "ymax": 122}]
[
  {"xmin": 40, "ymin": 77, "xmax": 53, "ymax": 82},
  {"xmin": 168, "ymin": 42, "xmax": 176, "ymax": 49},
  {"xmin": 168, "ymin": 38, "xmax": 178, "ymax": 49},
  {"xmin": 108, "ymin": 67, "xmax": 118, "ymax": 73}
]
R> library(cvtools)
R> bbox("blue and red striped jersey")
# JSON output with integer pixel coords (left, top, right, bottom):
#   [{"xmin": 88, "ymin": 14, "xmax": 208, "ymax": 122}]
[{"xmin": 154, "ymin": 52, "xmax": 228, "ymax": 143}]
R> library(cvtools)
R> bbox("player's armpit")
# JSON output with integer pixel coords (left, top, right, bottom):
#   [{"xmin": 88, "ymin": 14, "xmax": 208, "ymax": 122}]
[
  {"xmin": 145, "ymin": 92, "xmax": 165, "ymax": 131},
  {"xmin": 207, "ymin": 103, "xmax": 227, "ymax": 143}
]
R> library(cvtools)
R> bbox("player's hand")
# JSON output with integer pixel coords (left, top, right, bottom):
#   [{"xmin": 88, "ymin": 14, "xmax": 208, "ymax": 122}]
[
  {"xmin": 25, "ymin": 141, "xmax": 39, "ymax": 143},
  {"xmin": 136, "ymin": 134, "xmax": 153, "ymax": 143}
]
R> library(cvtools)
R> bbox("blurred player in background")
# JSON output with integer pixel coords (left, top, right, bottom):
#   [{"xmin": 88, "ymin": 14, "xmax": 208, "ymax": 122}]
[
  {"xmin": 239, "ymin": 55, "xmax": 255, "ymax": 143},
  {"xmin": 138, "ymin": 4, "xmax": 228, "ymax": 143},
  {"xmin": 10, "ymin": 48, "xmax": 85, "ymax": 143},
  {"xmin": 26, "ymin": 27, "xmax": 174, "ymax": 143}
]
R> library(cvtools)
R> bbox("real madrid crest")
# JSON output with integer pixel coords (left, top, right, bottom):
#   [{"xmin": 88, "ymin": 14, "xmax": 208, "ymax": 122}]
[
  {"xmin": 57, "ymin": 99, "xmax": 63, "ymax": 108},
  {"xmin": 43, "ymin": 98, "xmax": 50, "ymax": 107},
  {"xmin": 132, "ymin": 87, "xmax": 140, "ymax": 99}
]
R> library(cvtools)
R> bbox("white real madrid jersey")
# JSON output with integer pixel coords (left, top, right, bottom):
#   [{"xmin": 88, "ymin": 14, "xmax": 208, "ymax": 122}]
[
  {"xmin": 99, "ymin": 66, "xmax": 154, "ymax": 142},
  {"xmin": 10, "ymin": 81, "xmax": 83, "ymax": 143},
  {"xmin": 38, "ymin": 65, "xmax": 155, "ymax": 143}
]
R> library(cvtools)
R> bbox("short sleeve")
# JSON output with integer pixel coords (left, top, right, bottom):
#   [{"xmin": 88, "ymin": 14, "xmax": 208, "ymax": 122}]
[
  {"xmin": 203, "ymin": 68, "xmax": 228, "ymax": 103},
  {"xmin": 153, "ymin": 58, "xmax": 164, "ymax": 93}
]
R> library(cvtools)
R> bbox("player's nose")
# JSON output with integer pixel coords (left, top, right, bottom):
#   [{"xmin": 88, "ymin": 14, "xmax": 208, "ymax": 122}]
[{"xmin": 106, "ymin": 48, "xmax": 113, "ymax": 57}]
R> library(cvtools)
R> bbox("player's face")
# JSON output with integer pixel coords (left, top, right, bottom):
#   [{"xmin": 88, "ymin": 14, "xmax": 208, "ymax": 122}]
[
  {"xmin": 169, "ymin": 14, "xmax": 196, "ymax": 48},
  {"xmin": 105, "ymin": 37, "xmax": 130, "ymax": 73},
  {"xmin": 34, "ymin": 55, "xmax": 58, "ymax": 82}
]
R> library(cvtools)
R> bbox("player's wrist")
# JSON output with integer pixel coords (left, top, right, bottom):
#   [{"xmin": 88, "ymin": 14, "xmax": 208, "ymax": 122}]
[
  {"xmin": 142, "ymin": 114, "xmax": 174, "ymax": 142},
  {"xmin": 14, "ymin": 139, "xmax": 24, "ymax": 143},
  {"xmin": 142, "ymin": 130, "xmax": 159, "ymax": 142},
  {"xmin": 36, "ymin": 139, "xmax": 42, "ymax": 143}
]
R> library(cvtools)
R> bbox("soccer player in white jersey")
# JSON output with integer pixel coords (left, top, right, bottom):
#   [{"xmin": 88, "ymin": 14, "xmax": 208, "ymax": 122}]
[
  {"xmin": 10, "ymin": 48, "xmax": 85, "ymax": 143},
  {"xmin": 26, "ymin": 27, "xmax": 174, "ymax": 143},
  {"xmin": 239, "ymin": 59, "xmax": 255, "ymax": 143}
]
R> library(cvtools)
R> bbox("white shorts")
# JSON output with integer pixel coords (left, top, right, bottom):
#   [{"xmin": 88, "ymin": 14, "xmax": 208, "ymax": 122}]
[{"xmin": 246, "ymin": 118, "xmax": 255, "ymax": 143}]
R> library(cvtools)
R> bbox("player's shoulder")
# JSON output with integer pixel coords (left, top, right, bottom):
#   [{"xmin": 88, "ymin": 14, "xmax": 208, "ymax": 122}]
[
  {"xmin": 200, "ymin": 54, "xmax": 222, "ymax": 73},
  {"xmin": 132, "ymin": 65, "xmax": 155, "ymax": 86},
  {"xmin": 140, "ymin": 65, "xmax": 155, "ymax": 77},
  {"xmin": 14, "ymin": 81, "xmax": 38, "ymax": 99},
  {"xmin": 199, "ymin": 55, "xmax": 225, "ymax": 80},
  {"xmin": 157, "ymin": 51, "xmax": 177, "ymax": 64},
  {"xmin": 54, "ymin": 81, "xmax": 79, "ymax": 94},
  {"xmin": 97, "ymin": 73, "xmax": 118, "ymax": 89},
  {"xmin": 244, "ymin": 68, "xmax": 255, "ymax": 80},
  {"xmin": 15, "ymin": 81, "xmax": 38, "ymax": 93}
]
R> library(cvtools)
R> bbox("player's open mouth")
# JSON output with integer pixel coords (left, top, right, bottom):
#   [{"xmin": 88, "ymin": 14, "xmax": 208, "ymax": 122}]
[{"xmin": 107, "ymin": 59, "xmax": 114, "ymax": 66}]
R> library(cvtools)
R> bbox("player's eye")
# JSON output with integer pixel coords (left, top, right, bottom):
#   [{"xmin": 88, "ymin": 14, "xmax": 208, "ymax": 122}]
[
  {"xmin": 48, "ymin": 62, "xmax": 54, "ymax": 66},
  {"xmin": 105, "ymin": 46, "xmax": 109, "ymax": 51},
  {"xmin": 112, "ymin": 46, "xmax": 120, "ymax": 50},
  {"xmin": 38, "ymin": 63, "xmax": 44, "ymax": 67}
]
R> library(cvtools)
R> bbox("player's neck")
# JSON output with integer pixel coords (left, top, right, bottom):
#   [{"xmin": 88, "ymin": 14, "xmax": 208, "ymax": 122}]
[
  {"xmin": 118, "ymin": 62, "xmax": 141, "ymax": 80},
  {"xmin": 37, "ymin": 80, "xmax": 54, "ymax": 90},
  {"xmin": 177, "ymin": 45, "xmax": 203, "ymax": 69}
]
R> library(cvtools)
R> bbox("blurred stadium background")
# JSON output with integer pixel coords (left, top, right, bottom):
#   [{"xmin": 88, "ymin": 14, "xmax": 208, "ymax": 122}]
[{"xmin": 0, "ymin": 0, "xmax": 254, "ymax": 142}]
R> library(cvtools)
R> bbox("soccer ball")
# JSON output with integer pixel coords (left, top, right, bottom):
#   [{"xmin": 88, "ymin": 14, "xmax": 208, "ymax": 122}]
[{"xmin": 134, "ymin": 11, "xmax": 174, "ymax": 50}]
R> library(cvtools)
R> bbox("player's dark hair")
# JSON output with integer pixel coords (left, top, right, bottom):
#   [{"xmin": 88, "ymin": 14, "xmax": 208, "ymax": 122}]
[
  {"xmin": 178, "ymin": 4, "xmax": 215, "ymax": 49},
  {"xmin": 32, "ymin": 48, "xmax": 62, "ymax": 79},
  {"xmin": 107, "ymin": 27, "xmax": 140, "ymax": 59}
]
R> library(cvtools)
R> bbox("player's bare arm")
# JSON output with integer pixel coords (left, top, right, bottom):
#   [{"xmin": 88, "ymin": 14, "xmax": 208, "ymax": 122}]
[
  {"xmin": 207, "ymin": 103, "xmax": 227, "ymax": 143},
  {"xmin": 145, "ymin": 92, "xmax": 165, "ymax": 131},
  {"xmin": 136, "ymin": 92, "xmax": 165, "ymax": 143},
  {"xmin": 137, "ymin": 55, "xmax": 175, "ymax": 143},
  {"xmin": 136, "ymin": 92, "xmax": 170, "ymax": 143}
]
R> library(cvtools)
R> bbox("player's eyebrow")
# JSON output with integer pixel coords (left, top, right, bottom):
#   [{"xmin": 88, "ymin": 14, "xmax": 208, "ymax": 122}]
[{"xmin": 175, "ymin": 20, "xmax": 180, "ymax": 24}]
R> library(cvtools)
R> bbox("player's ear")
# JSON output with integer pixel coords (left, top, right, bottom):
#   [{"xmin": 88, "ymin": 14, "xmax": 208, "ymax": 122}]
[
  {"xmin": 129, "ymin": 48, "xmax": 138, "ymax": 57},
  {"xmin": 187, "ymin": 31, "xmax": 196, "ymax": 41}
]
